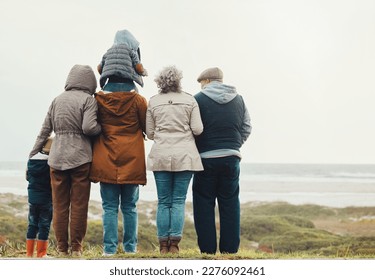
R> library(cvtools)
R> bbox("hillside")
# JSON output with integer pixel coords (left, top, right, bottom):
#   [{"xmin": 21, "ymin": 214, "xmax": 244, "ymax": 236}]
[{"xmin": 1, "ymin": 193, "xmax": 375, "ymax": 258}]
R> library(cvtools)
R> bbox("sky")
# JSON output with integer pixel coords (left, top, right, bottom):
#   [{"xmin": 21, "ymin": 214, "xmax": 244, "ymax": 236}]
[{"xmin": 0, "ymin": 0, "xmax": 374, "ymax": 164}]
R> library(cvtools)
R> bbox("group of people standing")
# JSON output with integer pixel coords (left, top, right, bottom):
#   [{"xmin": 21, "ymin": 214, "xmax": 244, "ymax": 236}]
[{"xmin": 25, "ymin": 29, "xmax": 251, "ymax": 258}]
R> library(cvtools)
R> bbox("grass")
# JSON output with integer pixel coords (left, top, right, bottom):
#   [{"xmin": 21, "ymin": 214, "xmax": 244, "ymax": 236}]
[
  {"xmin": 2, "ymin": 241, "xmax": 375, "ymax": 260},
  {"xmin": 1, "ymin": 193, "xmax": 375, "ymax": 259}
]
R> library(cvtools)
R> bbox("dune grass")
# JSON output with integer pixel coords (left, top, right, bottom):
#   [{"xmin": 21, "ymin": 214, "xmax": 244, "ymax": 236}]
[{"xmin": 2, "ymin": 194, "xmax": 375, "ymax": 259}]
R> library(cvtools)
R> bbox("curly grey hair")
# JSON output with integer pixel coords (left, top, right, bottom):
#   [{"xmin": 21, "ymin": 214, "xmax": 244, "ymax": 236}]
[{"xmin": 154, "ymin": 65, "xmax": 183, "ymax": 94}]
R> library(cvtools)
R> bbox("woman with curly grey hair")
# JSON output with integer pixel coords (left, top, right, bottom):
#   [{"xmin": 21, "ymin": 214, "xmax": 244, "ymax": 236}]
[{"xmin": 146, "ymin": 65, "xmax": 203, "ymax": 254}]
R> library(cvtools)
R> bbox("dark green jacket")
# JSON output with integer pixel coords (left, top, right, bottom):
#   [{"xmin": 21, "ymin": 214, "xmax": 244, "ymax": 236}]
[{"xmin": 27, "ymin": 159, "xmax": 52, "ymax": 205}]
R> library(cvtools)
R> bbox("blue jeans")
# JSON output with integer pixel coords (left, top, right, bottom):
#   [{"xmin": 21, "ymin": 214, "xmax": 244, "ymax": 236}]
[
  {"xmin": 192, "ymin": 156, "xmax": 240, "ymax": 254},
  {"xmin": 154, "ymin": 171, "xmax": 193, "ymax": 239},
  {"xmin": 100, "ymin": 183, "xmax": 139, "ymax": 254},
  {"xmin": 26, "ymin": 202, "xmax": 53, "ymax": 241},
  {"xmin": 103, "ymin": 82, "xmax": 137, "ymax": 92}
]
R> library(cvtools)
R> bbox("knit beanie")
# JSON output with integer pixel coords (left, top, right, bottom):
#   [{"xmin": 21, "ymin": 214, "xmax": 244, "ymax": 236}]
[{"xmin": 197, "ymin": 67, "xmax": 223, "ymax": 82}]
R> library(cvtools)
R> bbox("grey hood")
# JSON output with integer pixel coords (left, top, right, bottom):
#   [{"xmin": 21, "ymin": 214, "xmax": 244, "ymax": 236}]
[
  {"xmin": 65, "ymin": 64, "xmax": 97, "ymax": 95},
  {"xmin": 113, "ymin": 29, "xmax": 140, "ymax": 50},
  {"xmin": 201, "ymin": 81, "xmax": 237, "ymax": 104}
]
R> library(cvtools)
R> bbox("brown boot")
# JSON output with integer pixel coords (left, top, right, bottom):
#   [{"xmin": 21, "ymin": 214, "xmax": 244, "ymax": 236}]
[
  {"xmin": 169, "ymin": 237, "xmax": 181, "ymax": 254},
  {"xmin": 159, "ymin": 238, "xmax": 169, "ymax": 254},
  {"xmin": 26, "ymin": 239, "xmax": 36, "ymax": 257},
  {"xmin": 36, "ymin": 240, "xmax": 48, "ymax": 258}
]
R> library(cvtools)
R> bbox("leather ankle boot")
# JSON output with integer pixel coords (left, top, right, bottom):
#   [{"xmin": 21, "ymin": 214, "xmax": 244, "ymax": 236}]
[
  {"xmin": 159, "ymin": 239, "xmax": 169, "ymax": 254},
  {"xmin": 169, "ymin": 237, "xmax": 181, "ymax": 254}
]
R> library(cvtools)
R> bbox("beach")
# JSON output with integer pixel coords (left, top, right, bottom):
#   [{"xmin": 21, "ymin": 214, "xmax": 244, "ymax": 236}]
[{"xmin": 1, "ymin": 162, "xmax": 375, "ymax": 208}]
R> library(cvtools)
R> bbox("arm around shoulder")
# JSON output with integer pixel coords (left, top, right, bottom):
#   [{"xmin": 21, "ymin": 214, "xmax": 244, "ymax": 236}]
[
  {"xmin": 145, "ymin": 106, "xmax": 155, "ymax": 140},
  {"xmin": 190, "ymin": 100, "xmax": 204, "ymax": 136},
  {"xmin": 82, "ymin": 97, "xmax": 101, "ymax": 136}
]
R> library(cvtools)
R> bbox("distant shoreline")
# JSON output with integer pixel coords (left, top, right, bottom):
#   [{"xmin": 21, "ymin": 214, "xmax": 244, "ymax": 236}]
[{"xmin": 2, "ymin": 162, "xmax": 375, "ymax": 208}]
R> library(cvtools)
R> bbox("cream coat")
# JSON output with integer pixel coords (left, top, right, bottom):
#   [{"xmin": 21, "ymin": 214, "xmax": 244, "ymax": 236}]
[{"xmin": 146, "ymin": 92, "xmax": 204, "ymax": 171}]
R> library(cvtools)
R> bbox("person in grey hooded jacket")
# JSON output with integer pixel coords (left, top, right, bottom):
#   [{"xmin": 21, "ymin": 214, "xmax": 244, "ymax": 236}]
[
  {"xmin": 193, "ymin": 67, "xmax": 252, "ymax": 255},
  {"xmin": 29, "ymin": 64, "xmax": 101, "ymax": 257}
]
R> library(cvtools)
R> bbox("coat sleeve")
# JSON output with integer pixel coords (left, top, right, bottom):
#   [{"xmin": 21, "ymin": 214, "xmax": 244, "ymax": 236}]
[
  {"xmin": 29, "ymin": 103, "xmax": 53, "ymax": 158},
  {"xmin": 145, "ymin": 104, "xmax": 155, "ymax": 140},
  {"xmin": 82, "ymin": 97, "xmax": 101, "ymax": 136},
  {"xmin": 240, "ymin": 101, "xmax": 252, "ymax": 144},
  {"xmin": 130, "ymin": 48, "xmax": 141, "ymax": 66},
  {"xmin": 137, "ymin": 95, "xmax": 148, "ymax": 134},
  {"xmin": 190, "ymin": 99, "xmax": 204, "ymax": 136}
]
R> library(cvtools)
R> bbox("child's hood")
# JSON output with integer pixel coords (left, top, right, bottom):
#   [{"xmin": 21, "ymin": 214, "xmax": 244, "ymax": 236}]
[
  {"xmin": 64, "ymin": 64, "xmax": 97, "ymax": 95},
  {"xmin": 113, "ymin": 29, "xmax": 139, "ymax": 50}
]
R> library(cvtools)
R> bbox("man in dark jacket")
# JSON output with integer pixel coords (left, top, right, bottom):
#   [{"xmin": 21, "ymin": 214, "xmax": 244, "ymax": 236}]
[{"xmin": 193, "ymin": 67, "xmax": 252, "ymax": 254}]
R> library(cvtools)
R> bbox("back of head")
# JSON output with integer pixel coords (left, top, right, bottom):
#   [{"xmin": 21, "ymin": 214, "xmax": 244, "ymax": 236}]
[
  {"xmin": 154, "ymin": 65, "xmax": 183, "ymax": 94},
  {"xmin": 65, "ymin": 64, "xmax": 97, "ymax": 95},
  {"xmin": 197, "ymin": 67, "xmax": 223, "ymax": 83},
  {"xmin": 113, "ymin": 29, "xmax": 140, "ymax": 50}
]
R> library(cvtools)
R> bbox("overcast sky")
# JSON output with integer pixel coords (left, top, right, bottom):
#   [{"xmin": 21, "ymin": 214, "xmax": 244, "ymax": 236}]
[{"xmin": 0, "ymin": 0, "xmax": 374, "ymax": 164}]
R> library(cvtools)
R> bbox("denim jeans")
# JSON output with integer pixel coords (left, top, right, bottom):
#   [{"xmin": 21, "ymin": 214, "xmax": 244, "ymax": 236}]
[
  {"xmin": 100, "ymin": 183, "xmax": 139, "ymax": 254},
  {"xmin": 154, "ymin": 171, "xmax": 193, "ymax": 239},
  {"xmin": 103, "ymin": 82, "xmax": 137, "ymax": 92},
  {"xmin": 26, "ymin": 202, "xmax": 53, "ymax": 241},
  {"xmin": 192, "ymin": 156, "xmax": 240, "ymax": 254}
]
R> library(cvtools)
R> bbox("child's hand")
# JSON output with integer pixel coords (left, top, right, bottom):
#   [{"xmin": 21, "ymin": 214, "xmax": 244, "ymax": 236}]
[{"xmin": 135, "ymin": 63, "xmax": 148, "ymax": 76}]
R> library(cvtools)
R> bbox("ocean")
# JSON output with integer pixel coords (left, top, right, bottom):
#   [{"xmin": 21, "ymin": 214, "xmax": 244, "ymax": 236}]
[{"xmin": 1, "ymin": 161, "xmax": 375, "ymax": 208}]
